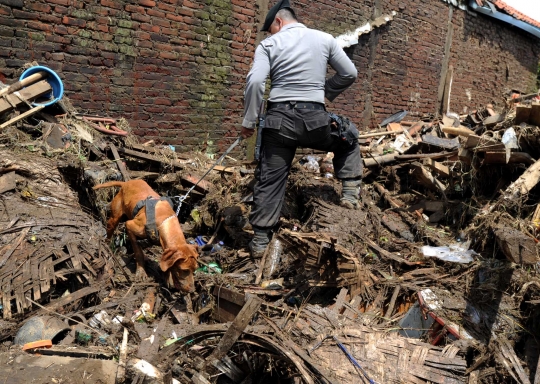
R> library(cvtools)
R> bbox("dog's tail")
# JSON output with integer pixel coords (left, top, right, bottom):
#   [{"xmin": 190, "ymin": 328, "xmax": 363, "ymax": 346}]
[{"xmin": 93, "ymin": 181, "xmax": 125, "ymax": 190}]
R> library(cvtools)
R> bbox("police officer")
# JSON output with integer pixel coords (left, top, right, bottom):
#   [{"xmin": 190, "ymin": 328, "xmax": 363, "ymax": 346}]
[{"xmin": 241, "ymin": 0, "xmax": 362, "ymax": 258}]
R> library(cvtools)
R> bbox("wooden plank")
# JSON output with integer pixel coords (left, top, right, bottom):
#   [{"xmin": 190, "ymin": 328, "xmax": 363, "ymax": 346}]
[
  {"xmin": 109, "ymin": 143, "xmax": 131, "ymax": 182},
  {"xmin": 39, "ymin": 258, "xmax": 50, "ymax": 294},
  {"xmin": 421, "ymin": 135, "xmax": 460, "ymax": 150},
  {"xmin": 0, "ymin": 227, "xmax": 30, "ymax": 268},
  {"xmin": 0, "ymin": 105, "xmax": 45, "ymax": 130},
  {"xmin": 0, "ymin": 80, "xmax": 52, "ymax": 114},
  {"xmin": 423, "ymin": 158, "xmax": 451, "ymax": 177},
  {"xmin": 2, "ymin": 288, "xmax": 11, "ymax": 319},
  {"xmin": 412, "ymin": 163, "xmax": 447, "ymax": 194},
  {"xmin": 0, "ymin": 171, "xmax": 17, "ymax": 194},
  {"xmin": 207, "ymin": 295, "xmax": 262, "ymax": 362},
  {"xmin": 129, "ymin": 143, "xmax": 191, "ymax": 160},
  {"xmin": 530, "ymin": 102, "xmax": 540, "ymax": 126},
  {"xmin": 332, "ymin": 288, "xmax": 348, "ymax": 314},
  {"xmin": 502, "ymin": 158, "xmax": 540, "ymax": 200},
  {"xmin": 441, "ymin": 126, "xmax": 475, "ymax": 137},
  {"xmin": 117, "ymin": 146, "xmax": 186, "ymax": 168},
  {"xmin": 515, "ymin": 104, "xmax": 531, "ymax": 125},
  {"xmin": 31, "ymin": 260, "xmax": 41, "ymax": 301},
  {"xmin": 483, "ymin": 114, "xmax": 504, "ymax": 127},
  {"xmin": 465, "ymin": 135, "xmax": 505, "ymax": 151},
  {"xmin": 213, "ymin": 285, "xmax": 245, "ymax": 307},
  {"xmin": 42, "ymin": 286, "xmax": 99, "ymax": 312}
]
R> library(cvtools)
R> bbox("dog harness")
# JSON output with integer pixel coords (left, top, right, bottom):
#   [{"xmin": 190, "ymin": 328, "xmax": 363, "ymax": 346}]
[{"xmin": 132, "ymin": 196, "xmax": 175, "ymax": 243}]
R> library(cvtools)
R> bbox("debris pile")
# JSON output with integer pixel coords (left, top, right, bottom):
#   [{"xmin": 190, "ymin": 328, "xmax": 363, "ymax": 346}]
[{"xmin": 2, "ymin": 65, "xmax": 540, "ymax": 384}]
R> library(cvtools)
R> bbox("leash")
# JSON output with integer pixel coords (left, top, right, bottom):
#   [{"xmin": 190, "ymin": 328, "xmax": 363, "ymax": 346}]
[{"xmin": 174, "ymin": 136, "xmax": 243, "ymax": 216}]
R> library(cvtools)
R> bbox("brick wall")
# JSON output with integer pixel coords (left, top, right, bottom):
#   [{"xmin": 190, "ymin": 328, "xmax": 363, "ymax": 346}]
[{"xmin": 0, "ymin": 0, "xmax": 539, "ymax": 151}]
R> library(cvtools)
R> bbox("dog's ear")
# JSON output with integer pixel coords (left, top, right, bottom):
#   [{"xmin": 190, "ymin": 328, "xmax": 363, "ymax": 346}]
[{"xmin": 159, "ymin": 244, "xmax": 198, "ymax": 272}]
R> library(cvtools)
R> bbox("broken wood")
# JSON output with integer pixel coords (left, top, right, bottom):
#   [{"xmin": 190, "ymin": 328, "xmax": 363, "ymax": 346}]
[
  {"xmin": 0, "ymin": 80, "xmax": 52, "ymax": 115},
  {"xmin": 0, "ymin": 71, "xmax": 46, "ymax": 97},
  {"xmin": 441, "ymin": 126, "xmax": 475, "ymax": 137},
  {"xmin": 0, "ymin": 227, "xmax": 30, "ymax": 268},
  {"xmin": 530, "ymin": 102, "xmax": 540, "ymax": 127},
  {"xmin": 108, "ymin": 143, "xmax": 131, "ymax": 182},
  {"xmin": 502, "ymin": 157, "xmax": 540, "ymax": 200},
  {"xmin": 42, "ymin": 286, "xmax": 99, "ymax": 312},
  {"xmin": 421, "ymin": 135, "xmax": 460, "ymax": 150},
  {"xmin": 116, "ymin": 327, "xmax": 129, "ymax": 383},
  {"xmin": 423, "ymin": 158, "xmax": 451, "ymax": 177},
  {"xmin": 515, "ymin": 104, "xmax": 532, "ymax": 125},
  {"xmin": 117, "ymin": 146, "xmax": 186, "ymax": 169},
  {"xmin": 363, "ymin": 154, "xmax": 397, "ymax": 167},
  {"xmin": 0, "ymin": 171, "xmax": 17, "ymax": 194},
  {"xmin": 373, "ymin": 182, "xmax": 402, "ymax": 208},
  {"xmin": 493, "ymin": 224, "xmax": 538, "ymax": 264},
  {"xmin": 0, "ymin": 105, "xmax": 45, "ymax": 130},
  {"xmin": 207, "ymin": 295, "xmax": 262, "ymax": 362},
  {"xmin": 412, "ymin": 162, "xmax": 447, "ymax": 195}
]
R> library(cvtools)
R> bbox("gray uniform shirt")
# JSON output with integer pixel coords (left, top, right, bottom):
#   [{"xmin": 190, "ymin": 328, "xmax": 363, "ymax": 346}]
[{"xmin": 242, "ymin": 23, "xmax": 358, "ymax": 128}]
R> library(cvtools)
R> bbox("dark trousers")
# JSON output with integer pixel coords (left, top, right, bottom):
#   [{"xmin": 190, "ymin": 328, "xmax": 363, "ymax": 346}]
[{"xmin": 249, "ymin": 105, "xmax": 363, "ymax": 229}]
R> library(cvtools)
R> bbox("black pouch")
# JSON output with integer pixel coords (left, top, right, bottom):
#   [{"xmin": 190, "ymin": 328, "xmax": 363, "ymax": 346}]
[{"xmin": 328, "ymin": 112, "xmax": 359, "ymax": 146}]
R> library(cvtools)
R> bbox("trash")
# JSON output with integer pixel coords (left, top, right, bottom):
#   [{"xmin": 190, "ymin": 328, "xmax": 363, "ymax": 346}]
[
  {"xmin": 263, "ymin": 238, "xmax": 283, "ymax": 278},
  {"xmin": 303, "ymin": 155, "xmax": 320, "ymax": 173},
  {"xmin": 261, "ymin": 278, "xmax": 284, "ymax": 290},
  {"xmin": 421, "ymin": 242, "xmax": 476, "ymax": 263},
  {"xmin": 501, "ymin": 127, "xmax": 518, "ymax": 149},
  {"xmin": 22, "ymin": 339, "xmax": 53, "ymax": 351},
  {"xmin": 14, "ymin": 316, "xmax": 71, "ymax": 346}
]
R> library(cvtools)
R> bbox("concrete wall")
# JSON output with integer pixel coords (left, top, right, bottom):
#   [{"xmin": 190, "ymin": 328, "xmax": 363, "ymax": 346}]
[{"xmin": 0, "ymin": 0, "xmax": 539, "ymax": 152}]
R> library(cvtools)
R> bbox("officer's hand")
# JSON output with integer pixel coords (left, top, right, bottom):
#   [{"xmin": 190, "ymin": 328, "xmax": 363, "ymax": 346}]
[{"xmin": 241, "ymin": 127, "xmax": 255, "ymax": 139}]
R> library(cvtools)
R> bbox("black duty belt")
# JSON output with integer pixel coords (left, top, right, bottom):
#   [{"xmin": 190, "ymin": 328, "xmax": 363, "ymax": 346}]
[{"xmin": 268, "ymin": 101, "xmax": 326, "ymax": 111}]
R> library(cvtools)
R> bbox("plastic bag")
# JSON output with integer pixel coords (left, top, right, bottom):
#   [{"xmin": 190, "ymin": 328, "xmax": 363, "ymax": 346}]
[
  {"xmin": 501, "ymin": 127, "xmax": 518, "ymax": 149},
  {"xmin": 421, "ymin": 242, "xmax": 476, "ymax": 263}
]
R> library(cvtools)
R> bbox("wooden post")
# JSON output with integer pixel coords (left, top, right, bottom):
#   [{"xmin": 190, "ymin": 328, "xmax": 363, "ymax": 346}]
[{"xmin": 207, "ymin": 295, "xmax": 262, "ymax": 363}]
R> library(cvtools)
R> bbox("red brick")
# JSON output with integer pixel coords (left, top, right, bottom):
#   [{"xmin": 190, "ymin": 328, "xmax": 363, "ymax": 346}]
[
  {"xmin": 146, "ymin": 9, "xmax": 165, "ymax": 18},
  {"xmin": 27, "ymin": 3, "xmax": 51, "ymax": 13},
  {"xmin": 48, "ymin": 0, "xmax": 69, "ymax": 5},
  {"xmin": 139, "ymin": 0, "xmax": 156, "ymax": 7},
  {"xmin": 27, "ymin": 21, "xmax": 53, "ymax": 32},
  {"xmin": 62, "ymin": 16, "xmax": 86, "ymax": 27},
  {"xmin": 101, "ymin": 0, "xmax": 123, "ymax": 10},
  {"xmin": 0, "ymin": 5, "xmax": 9, "ymax": 15},
  {"xmin": 165, "ymin": 13, "xmax": 182, "ymax": 22}
]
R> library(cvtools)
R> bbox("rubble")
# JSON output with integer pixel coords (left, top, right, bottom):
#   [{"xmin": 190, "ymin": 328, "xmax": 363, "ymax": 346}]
[{"xmin": 2, "ymin": 64, "xmax": 540, "ymax": 383}]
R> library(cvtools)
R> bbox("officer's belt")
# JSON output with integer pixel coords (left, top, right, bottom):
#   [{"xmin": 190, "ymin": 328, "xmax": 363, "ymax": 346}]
[
  {"xmin": 268, "ymin": 101, "xmax": 325, "ymax": 111},
  {"xmin": 132, "ymin": 196, "xmax": 175, "ymax": 243}
]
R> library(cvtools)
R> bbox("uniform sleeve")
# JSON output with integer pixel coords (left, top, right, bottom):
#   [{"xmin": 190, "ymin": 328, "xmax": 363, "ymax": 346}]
[
  {"xmin": 243, "ymin": 44, "xmax": 270, "ymax": 128},
  {"xmin": 325, "ymin": 38, "xmax": 358, "ymax": 102}
]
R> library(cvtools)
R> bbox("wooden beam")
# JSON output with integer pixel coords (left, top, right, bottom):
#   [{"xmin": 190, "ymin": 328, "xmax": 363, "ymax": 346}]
[
  {"xmin": 41, "ymin": 286, "xmax": 99, "ymax": 312},
  {"xmin": 0, "ymin": 80, "xmax": 52, "ymax": 114},
  {"xmin": 108, "ymin": 143, "xmax": 131, "ymax": 181},
  {"xmin": 117, "ymin": 146, "xmax": 185, "ymax": 168},
  {"xmin": 502, "ymin": 158, "xmax": 540, "ymax": 200},
  {"xmin": 423, "ymin": 158, "xmax": 451, "ymax": 177},
  {"xmin": 0, "ymin": 105, "xmax": 45, "ymax": 130},
  {"xmin": 207, "ymin": 295, "xmax": 262, "ymax": 363}
]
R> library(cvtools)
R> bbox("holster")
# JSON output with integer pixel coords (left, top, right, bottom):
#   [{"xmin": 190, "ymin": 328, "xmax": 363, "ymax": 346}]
[{"xmin": 328, "ymin": 112, "xmax": 359, "ymax": 146}]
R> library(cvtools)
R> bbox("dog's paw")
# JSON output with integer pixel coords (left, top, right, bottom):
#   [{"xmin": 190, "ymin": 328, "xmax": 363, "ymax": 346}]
[{"xmin": 134, "ymin": 267, "xmax": 149, "ymax": 282}]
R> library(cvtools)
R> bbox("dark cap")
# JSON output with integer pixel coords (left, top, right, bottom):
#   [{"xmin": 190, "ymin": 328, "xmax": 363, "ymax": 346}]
[{"xmin": 261, "ymin": 0, "xmax": 296, "ymax": 32}]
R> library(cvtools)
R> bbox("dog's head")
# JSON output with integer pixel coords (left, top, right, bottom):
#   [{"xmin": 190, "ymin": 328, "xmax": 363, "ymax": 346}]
[{"xmin": 160, "ymin": 244, "xmax": 199, "ymax": 293}]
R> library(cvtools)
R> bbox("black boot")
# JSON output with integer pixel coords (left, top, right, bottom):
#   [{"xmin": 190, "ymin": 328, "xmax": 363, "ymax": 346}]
[
  {"xmin": 248, "ymin": 227, "xmax": 272, "ymax": 258},
  {"xmin": 340, "ymin": 178, "xmax": 361, "ymax": 209}
]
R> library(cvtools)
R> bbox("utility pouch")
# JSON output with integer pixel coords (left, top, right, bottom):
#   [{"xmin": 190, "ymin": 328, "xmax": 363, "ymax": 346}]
[{"xmin": 328, "ymin": 112, "xmax": 359, "ymax": 146}]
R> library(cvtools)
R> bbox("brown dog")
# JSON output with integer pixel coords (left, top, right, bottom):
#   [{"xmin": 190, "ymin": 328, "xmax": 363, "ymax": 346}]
[{"xmin": 93, "ymin": 180, "xmax": 199, "ymax": 293}]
